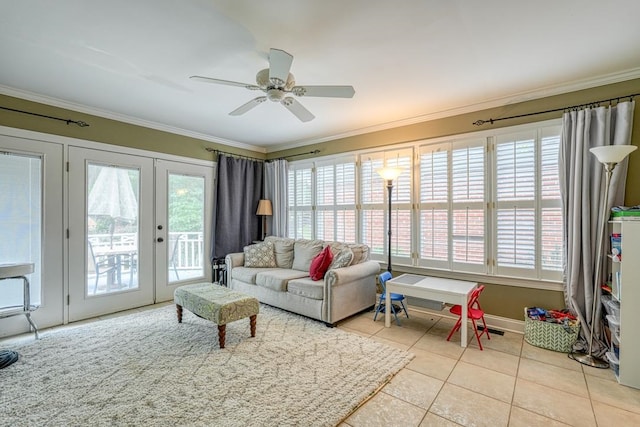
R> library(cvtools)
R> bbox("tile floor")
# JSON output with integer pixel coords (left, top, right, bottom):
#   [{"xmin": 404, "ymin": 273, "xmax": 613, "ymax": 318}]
[{"xmin": 336, "ymin": 307, "xmax": 640, "ymax": 427}]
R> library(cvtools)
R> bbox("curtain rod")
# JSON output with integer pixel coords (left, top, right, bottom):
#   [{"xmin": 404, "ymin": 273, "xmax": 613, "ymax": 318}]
[
  {"xmin": 278, "ymin": 149, "xmax": 320, "ymax": 160},
  {"xmin": 0, "ymin": 105, "xmax": 90, "ymax": 127},
  {"xmin": 204, "ymin": 148, "xmax": 264, "ymax": 162},
  {"xmin": 205, "ymin": 147, "xmax": 321, "ymax": 161},
  {"xmin": 472, "ymin": 93, "xmax": 639, "ymax": 126}
]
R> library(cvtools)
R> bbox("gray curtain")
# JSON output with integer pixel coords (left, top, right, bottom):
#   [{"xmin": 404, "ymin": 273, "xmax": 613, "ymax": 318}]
[
  {"xmin": 559, "ymin": 101, "xmax": 635, "ymax": 356},
  {"xmin": 264, "ymin": 159, "xmax": 289, "ymax": 237},
  {"xmin": 211, "ymin": 155, "xmax": 263, "ymax": 260}
]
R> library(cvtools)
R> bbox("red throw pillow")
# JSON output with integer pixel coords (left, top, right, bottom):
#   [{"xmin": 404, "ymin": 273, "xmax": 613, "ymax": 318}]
[{"xmin": 309, "ymin": 246, "xmax": 334, "ymax": 281}]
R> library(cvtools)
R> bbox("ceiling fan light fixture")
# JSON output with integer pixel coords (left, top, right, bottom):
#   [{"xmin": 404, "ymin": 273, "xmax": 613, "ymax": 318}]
[{"xmin": 267, "ymin": 88, "xmax": 285, "ymax": 102}]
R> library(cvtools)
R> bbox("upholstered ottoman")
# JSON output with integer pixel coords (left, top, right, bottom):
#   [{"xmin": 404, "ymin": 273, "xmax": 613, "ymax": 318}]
[{"xmin": 174, "ymin": 282, "xmax": 259, "ymax": 348}]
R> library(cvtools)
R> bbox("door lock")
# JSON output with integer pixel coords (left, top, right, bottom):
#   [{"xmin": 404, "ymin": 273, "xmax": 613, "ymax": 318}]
[{"xmin": 157, "ymin": 237, "xmax": 164, "ymax": 243}]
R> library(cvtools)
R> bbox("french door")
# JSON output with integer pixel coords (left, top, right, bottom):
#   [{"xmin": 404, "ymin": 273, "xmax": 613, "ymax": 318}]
[
  {"xmin": 68, "ymin": 147, "xmax": 213, "ymax": 321},
  {"xmin": 154, "ymin": 160, "xmax": 213, "ymax": 301},
  {"xmin": 68, "ymin": 147, "xmax": 154, "ymax": 321}
]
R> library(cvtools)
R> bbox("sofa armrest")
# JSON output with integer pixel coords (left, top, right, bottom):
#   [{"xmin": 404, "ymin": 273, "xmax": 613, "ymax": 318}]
[
  {"xmin": 225, "ymin": 252, "xmax": 245, "ymax": 281},
  {"xmin": 324, "ymin": 260, "xmax": 380, "ymax": 323},
  {"xmin": 325, "ymin": 260, "xmax": 381, "ymax": 287}
]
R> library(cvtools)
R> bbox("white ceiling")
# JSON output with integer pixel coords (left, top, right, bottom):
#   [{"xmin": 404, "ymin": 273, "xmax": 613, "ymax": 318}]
[{"xmin": 1, "ymin": 1, "xmax": 640, "ymax": 153}]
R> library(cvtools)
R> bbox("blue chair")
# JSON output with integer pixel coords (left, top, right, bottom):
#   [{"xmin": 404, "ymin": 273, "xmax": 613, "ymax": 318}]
[{"xmin": 373, "ymin": 271, "xmax": 409, "ymax": 325}]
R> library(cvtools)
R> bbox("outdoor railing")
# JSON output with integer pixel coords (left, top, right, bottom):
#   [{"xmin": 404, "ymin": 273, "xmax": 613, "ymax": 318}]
[{"xmin": 88, "ymin": 232, "xmax": 205, "ymax": 270}]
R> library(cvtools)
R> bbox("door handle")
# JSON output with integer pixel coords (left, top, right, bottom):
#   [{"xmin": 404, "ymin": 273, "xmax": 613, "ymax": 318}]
[{"xmin": 157, "ymin": 237, "xmax": 164, "ymax": 243}]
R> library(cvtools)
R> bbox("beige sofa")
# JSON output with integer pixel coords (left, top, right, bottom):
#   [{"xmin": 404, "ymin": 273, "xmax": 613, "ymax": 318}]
[{"xmin": 225, "ymin": 236, "xmax": 380, "ymax": 325}]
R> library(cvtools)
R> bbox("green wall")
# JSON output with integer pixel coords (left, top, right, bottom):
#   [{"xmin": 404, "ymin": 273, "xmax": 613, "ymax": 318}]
[{"xmin": 2, "ymin": 78, "xmax": 639, "ymax": 321}]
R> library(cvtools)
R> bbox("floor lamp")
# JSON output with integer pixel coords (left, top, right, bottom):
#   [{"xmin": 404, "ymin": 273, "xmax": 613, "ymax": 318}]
[
  {"xmin": 376, "ymin": 167, "xmax": 404, "ymax": 272},
  {"xmin": 570, "ymin": 144, "xmax": 637, "ymax": 368},
  {"xmin": 256, "ymin": 199, "xmax": 273, "ymax": 241}
]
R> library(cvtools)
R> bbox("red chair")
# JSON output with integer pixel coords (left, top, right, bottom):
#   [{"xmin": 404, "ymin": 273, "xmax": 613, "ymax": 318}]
[{"xmin": 446, "ymin": 285, "xmax": 490, "ymax": 350}]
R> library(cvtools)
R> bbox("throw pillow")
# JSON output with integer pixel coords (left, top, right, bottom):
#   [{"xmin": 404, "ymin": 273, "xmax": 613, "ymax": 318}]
[
  {"xmin": 291, "ymin": 239, "xmax": 323, "ymax": 271},
  {"xmin": 328, "ymin": 247, "xmax": 354, "ymax": 270},
  {"xmin": 309, "ymin": 246, "xmax": 333, "ymax": 281},
  {"xmin": 348, "ymin": 244, "xmax": 370, "ymax": 265},
  {"xmin": 264, "ymin": 236, "xmax": 295, "ymax": 268},
  {"xmin": 243, "ymin": 241, "xmax": 277, "ymax": 268}
]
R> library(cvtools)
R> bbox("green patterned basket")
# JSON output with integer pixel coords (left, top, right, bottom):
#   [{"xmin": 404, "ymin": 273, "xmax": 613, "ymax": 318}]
[{"xmin": 523, "ymin": 307, "xmax": 579, "ymax": 353}]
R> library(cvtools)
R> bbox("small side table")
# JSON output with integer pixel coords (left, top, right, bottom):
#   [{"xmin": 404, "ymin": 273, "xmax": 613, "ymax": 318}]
[{"xmin": 0, "ymin": 263, "xmax": 39, "ymax": 339}]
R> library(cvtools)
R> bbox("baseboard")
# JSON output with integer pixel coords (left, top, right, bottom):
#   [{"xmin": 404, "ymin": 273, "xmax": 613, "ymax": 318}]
[{"xmin": 406, "ymin": 304, "xmax": 524, "ymax": 335}]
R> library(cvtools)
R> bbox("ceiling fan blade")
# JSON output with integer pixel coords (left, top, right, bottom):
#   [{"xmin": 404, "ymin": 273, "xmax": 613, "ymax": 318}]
[
  {"xmin": 268, "ymin": 48, "xmax": 294, "ymax": 86},
  {"xmin": 229, "ymin": 97, "xmax": 267, "ymax": 116},
  {"xmin": 190, "ymin": 75, "xmax": 260, "ymax": 90},
  {"xmin": 292, "ymin": 85, "xmax": 355, "ymax": 98},
  {"xmin": 281, "ymin": 98, "xmax": 315, "ymax": 122}
]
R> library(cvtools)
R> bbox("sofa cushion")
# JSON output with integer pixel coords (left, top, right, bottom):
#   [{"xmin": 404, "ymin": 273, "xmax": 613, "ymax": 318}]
[
  {"xmin": 309, "ymin": 246, "xmax": 333, "ymax": 281},
  {"xmin": 244, "ymin": 241, "xmax": 277, "ymax": 268},
  {"xmin": 256, "ymin": 269, "xmax": 310, "ymax": 292},
  {"xmin": 288, "ymin": 277, "xmax": 324, "ymax": 300},
  {"xmin": 329, "ymin": 247, "xmax": 354, "ymax": 270},
  {"xmin": 232, "ymin": 266, "xmax": 278, "ymax": 284},
  {"xmin": 264, "ymin": 236, "xmax": 295, "ymax": 268},
  {"xmin": 291, "ymin": 239, "xmax": 323, "ymax": 272}
]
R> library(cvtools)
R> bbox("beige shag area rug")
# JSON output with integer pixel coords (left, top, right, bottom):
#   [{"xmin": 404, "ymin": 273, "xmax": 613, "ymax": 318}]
[{"xmin": 1, "ymin": 304, "xmax": 412, "ymax": 426}]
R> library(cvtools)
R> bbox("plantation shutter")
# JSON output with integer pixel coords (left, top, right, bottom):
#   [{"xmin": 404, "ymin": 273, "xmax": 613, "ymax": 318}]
[
  {"xmin": 418, "ymin": 143, "xmax": 449, "ymax": 269},
  {"xmin": 451, "ymin": 140, "xmax": 486, "ymax": 273},
  {"xmin": 360, "ymin": 155, "xmax": 385, "ymax": 258},
  {"xmin": 494, "ymin": 126, "xmax": 562, "ymax": 280},
  {"xmin": 288, "ymin": 164, "xmax": 313, "ymax": 239},
  {"xmin": 539, "ymin": 127, "xmax": 563, "ymax": 279},
  {"xmin": 316, "ymin": 157, "xmax": 357, "ymax": 242},
  {"xmin": 387, "ymin": 151, "xmax": 412, "ymax": 264}
]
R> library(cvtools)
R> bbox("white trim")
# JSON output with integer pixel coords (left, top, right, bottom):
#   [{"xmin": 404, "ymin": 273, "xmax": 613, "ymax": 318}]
[{"xmin": 0, "ymin": 85, "xmax": 266, "ymax": 154}]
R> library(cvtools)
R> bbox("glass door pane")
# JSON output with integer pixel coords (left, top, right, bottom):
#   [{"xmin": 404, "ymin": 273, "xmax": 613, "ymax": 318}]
[
  {"xmin": 86, "ymin": 163, "xmax": 140, "ymax": 296},
  {"xmin": 168, "ymin": 173, "xmax": 205, "ymax": 283}
]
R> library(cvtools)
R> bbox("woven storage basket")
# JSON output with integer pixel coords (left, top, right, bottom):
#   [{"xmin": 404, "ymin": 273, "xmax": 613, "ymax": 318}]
[{"xmin": 523, "ymin": 307, "xmax": 579, "ymax": 353}]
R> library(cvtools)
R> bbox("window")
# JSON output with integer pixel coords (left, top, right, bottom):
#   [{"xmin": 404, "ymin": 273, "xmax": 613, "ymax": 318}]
[
  {"xmin": 316, "ymin": 157, "xmax": 357, "ymax": 242},
  {"xmin": 492, "ymin": 128, "xmax": 562, "ymax": 280},
  {"xmin": 287, "ymin": 120, "xmax": 563, "ymax": 285},
  {"xmin": 360, "ymin": 149, "xmax": 412, "ymax": 265}
]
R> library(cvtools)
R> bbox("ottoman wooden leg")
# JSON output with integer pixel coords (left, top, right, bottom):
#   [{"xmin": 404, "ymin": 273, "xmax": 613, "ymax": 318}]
[
  {"xmin": 250, "ymin": 314, "xmax": 257, "ymax": 338},
  {"xmin": 176, "ymin": 304, "xmax": 183, "ymax": 323},
  {"xmin": 218, "ymin": 324, "xmax": 226, "ymax": 349}
]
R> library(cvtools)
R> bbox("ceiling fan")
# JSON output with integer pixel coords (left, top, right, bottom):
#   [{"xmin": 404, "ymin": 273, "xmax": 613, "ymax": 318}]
[{"xmin": 190, "ymin": 48, "xmax": 355, "ymax": 122}]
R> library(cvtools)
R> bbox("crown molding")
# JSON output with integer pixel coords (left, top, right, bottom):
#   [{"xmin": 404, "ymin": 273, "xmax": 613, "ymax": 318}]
[
  {"xmin": 0, "ymin": 85, "xmax": 267, "ymax": 154},
  {"xmin": 266, "ymin": 68, "xmax": 640, "ymax": 153}
]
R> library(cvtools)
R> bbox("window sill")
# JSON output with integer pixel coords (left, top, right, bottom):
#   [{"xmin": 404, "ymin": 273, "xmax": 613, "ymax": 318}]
[{"xmin": 379, "ymin": 262, "xmax": 564, "ymax": 292}]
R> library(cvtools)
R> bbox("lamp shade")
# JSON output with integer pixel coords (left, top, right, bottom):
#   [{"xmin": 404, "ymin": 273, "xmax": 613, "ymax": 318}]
[
  {"xmin": 256, "ymin": 199, "xmax": 273, "ymax": 216},
  {"xmin": 590, "ymin": 145, "xmax": 637, "ymax": 164},
  {"xmin": 376, "ymin": 167, "xmax": 404, "ymax": 181}
]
